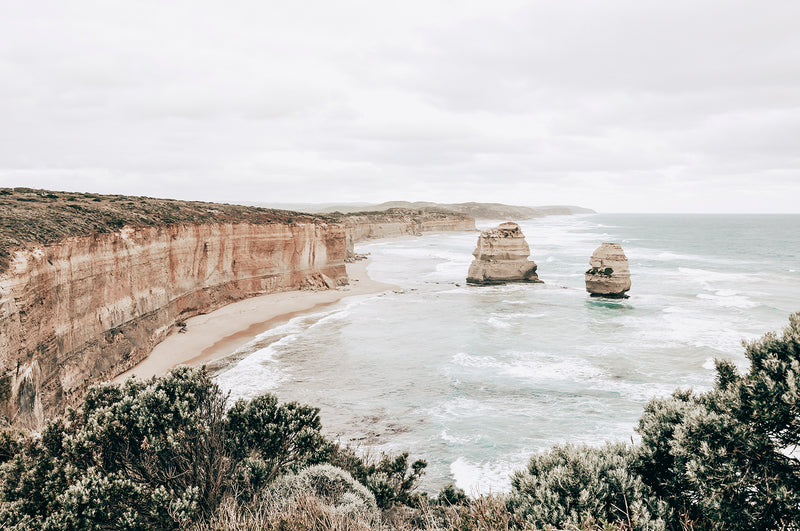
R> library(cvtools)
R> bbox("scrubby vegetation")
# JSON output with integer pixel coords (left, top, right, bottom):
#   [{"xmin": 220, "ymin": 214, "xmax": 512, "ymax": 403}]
[
  {"xmin": 1, "ymin": 314, "xmax": 799, "ymax": 530},
  {"xmin": 509, "ymin": 443, "xmax": 671, "ymax": 530}
]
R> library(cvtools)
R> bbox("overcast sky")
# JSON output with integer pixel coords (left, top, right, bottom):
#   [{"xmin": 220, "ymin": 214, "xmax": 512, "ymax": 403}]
[{"xmin": 1, "ymin": 1, "xmax": 799, "ymax": 212}]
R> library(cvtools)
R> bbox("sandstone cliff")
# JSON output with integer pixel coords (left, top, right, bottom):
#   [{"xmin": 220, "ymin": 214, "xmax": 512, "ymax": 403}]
[
  {"xmin": 466, "ymin": 222, "xmax": 542, "ymax": 284},
  {"xmin": 0, "ymin": 222, "xmax": 347, "ymax": 428},
  {"xmin": 0, "ymin": 189, "xmax": 351, "ymax": 428},
  {"xmin": 337, "ymin": 208, "xmax": 476, "ymax": 260},
  {"xmin": 0, "ymin": 189, "xmax": 475, "ymax": 428},
  {"xmin": 585, "ymin": 243, "xmax": 631, "ymax": 298}
]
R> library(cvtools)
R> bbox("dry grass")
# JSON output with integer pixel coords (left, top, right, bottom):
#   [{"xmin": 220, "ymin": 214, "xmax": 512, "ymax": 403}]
[
  {"xmin": 0, "ymin": 187, "xmax": 327, "ymax": 272},
  {"xmin": 191, "ymin": 491, "xmax": 633, "ymax": 531},
  {"xmin": 192, "ymin": 492, "xmax": 377, "ymax": 531},
  {"xmin": 0, "ymin": 188, "xmax": 472, "ymax": 273}
]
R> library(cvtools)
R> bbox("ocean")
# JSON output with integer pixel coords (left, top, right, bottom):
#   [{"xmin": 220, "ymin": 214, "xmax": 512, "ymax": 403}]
[{"xmin": 214, "ymin": 214, "xmax": 800, "ymax": 493}]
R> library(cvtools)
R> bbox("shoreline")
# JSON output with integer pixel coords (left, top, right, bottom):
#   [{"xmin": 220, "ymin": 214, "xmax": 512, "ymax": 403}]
[{"xmin": 114, "ymin": 259, "xmax": 395, "ymax": 382}]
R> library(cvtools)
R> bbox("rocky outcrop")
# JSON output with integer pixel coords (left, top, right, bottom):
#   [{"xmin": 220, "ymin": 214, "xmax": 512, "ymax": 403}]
[
  {"xmin": 466, "ymin": 222, "xmax": 542, "ymax": 284},
  {"xmin": 584, "ymin": 243, "xmax": 631, "ymax": 298},
  {"xmin": 0, "ymin": 222, "xmax": 347, "ymax": 428},
  {"xmin": 341, "ymin": 209, "xmax": 476, "ymax": 261}
]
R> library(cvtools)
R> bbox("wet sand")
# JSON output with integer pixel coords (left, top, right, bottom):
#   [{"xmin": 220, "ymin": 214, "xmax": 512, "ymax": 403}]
[{"xmin": 114, "ymin": 260, "xmax": 394, "ymax": 382}]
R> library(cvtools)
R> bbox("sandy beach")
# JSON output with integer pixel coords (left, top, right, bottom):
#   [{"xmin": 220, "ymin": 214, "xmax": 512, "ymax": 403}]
[{"xmin": 114, "ymin": 260, "xmax": 395, "ymax": 382}]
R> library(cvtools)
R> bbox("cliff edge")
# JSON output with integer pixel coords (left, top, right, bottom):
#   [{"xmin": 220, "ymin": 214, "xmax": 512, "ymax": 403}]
[
  {"xmin": 0, "ymin": 189, "xmax": 350, "ymax": 428},
  {"xmin": 0, "ymin": 189, "xmax": 475, "ymax": 428}
]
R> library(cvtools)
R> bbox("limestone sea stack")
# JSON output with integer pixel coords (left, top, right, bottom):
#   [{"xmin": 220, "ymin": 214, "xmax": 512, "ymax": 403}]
[
  {"xmin": 585, "ymin": 242, "xmax": 631, "ymax": 298},
  {"xmin": 466, "ymin": 222, "xmax": 542, "ymax": 284}
]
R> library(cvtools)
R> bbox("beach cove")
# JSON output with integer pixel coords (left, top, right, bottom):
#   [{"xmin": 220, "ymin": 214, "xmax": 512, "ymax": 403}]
[
  {"xmin": 209, "ymin": 214, "xmax": 800, "ymax": 493},
  {"xmin": 115, "ymin": 259, "xmax": 397, "ymax": 382}
]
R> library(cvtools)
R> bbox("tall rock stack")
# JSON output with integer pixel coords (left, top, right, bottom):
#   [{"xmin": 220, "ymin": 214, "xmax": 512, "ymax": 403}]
[
  {"xmin": 466, "ymin": 222, "xmax": 542, "ymax": 284},
  {"xmin": 585, "ymin": 242, "xmax": 631, "ymax": 298}
]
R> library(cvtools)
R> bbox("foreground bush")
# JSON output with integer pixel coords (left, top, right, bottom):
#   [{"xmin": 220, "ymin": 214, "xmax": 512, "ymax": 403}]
[
  {"xmin": 0, "ymin": 367, "xmax": 231, "ymax": 529},
  {"xmin": 509, "ymin": 442, "xmax": 670, "ymax": 531},
  {"xmin": 270, "ymin": 464, "xmax": 378, "ymax": 523},
  {"xmin": 2, "ymin": 313, "xmax": 799, "ymax": 530},
  {"xmin": 635, "ymin": 312, "xmax": 800, "ymax": 530},
  {"xmin": 329, "ymin": 446, "xmax": 428, "ymax": 509},
  {"xmin": 227, "ymin": 393, "xmax": 333, "ymax": 494},
  {"xmin": 0, "ymin": 367, "xmax": 335, "ymax": 530}
]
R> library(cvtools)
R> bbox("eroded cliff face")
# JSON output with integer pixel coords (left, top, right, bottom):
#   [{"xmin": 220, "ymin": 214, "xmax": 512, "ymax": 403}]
[
  {"xmin": 0, "ymin": 222, "xmax": 347, "ymax": 428},
  {"xmin": 342, "ymin": 210, "xmax": 476, "ymax": 259}
]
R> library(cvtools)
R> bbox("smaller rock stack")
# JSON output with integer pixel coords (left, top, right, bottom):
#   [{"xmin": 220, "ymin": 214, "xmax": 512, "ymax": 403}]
[
  {"xmin": 585, "ymin": 242, "xmax": 631, "ymax": 298},
  {"xmin": 466, "ymin": 222, "xmax": 542, "ymax": 285}
]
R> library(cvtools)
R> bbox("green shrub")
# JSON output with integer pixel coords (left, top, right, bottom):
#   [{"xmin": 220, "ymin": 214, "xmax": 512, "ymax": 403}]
[
  {"xmin": 226, "ymin": 393, "xmax": 332, "ymax": 491},
  {"xmin": 0, "ymin": 367, "xmax": 230, "ymax": 530},
  {"xmin": 435, "ymin": 483, "xmax": 468, "ymax": 507},
  {"xmin": 327, "ymin": 445, "xmax": 428, "ymax": 510},
  {"xmin": 0, "ymin": 367, "xmax": 336, "ymax": 530},
  {"xmin": 509, "ymin": 442, "xmax": 671, "ymax": 531},
  {"xmin": 269, "ymin": 464, "xmax": 378, "ymax": 523},
  {"xmin": 635, "ymin": 312, "xmax": 800, "ymax": 530}
]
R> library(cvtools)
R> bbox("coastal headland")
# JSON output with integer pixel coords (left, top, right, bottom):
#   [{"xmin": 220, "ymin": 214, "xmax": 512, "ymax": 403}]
[{"xmin": 0, "ymin": 188, "xmax": 474, "ymax": 428}]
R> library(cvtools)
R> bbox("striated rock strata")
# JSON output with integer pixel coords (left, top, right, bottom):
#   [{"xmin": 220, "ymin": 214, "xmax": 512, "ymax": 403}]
[
  {"xmin": 0, "ymin": 222, "xmax": 347, "ymax": 428},
  {"xmin": 466, "ymin": 222, "xmax": 542, "ymax": 284},
  {"xmin": 585, "ymin": 242, "xmax": 631, "ymax": 298},
  {"xmin": 340, "ymin": 208, "xmax": 476, "ymax": 261},
  {"xmin": 0, "ymin": 189, "xmax": 478, "ymax": 428}
]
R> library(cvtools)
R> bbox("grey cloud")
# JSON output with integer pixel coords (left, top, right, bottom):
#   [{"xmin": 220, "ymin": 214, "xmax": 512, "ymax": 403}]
[{"xmin": 0, "ymin": 0, "xmax": 798, "ymax": 212}]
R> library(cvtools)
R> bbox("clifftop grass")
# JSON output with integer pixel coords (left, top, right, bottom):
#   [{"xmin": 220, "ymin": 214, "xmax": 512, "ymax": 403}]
[
  {"xmin": 0, "ymin": 188, "xmax": 326, "ymax": 272},
  {"xmin": 0, "ymin": 188, "xmax": 474, "ymax": 273}
]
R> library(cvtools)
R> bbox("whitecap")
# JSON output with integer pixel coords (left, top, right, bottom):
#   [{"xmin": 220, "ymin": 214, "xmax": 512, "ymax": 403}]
[
  {"xmin": 696, "ymin": 293, "xmax": 759, "ymax": 309},
  {"xmin": 714, "ymin": 289, "xmax": 739, "ymax": 297},
  {"xmin": 440, "ymin": 430, "xmax": 472, "ymax": 444},
  {"xmin": 215, "ymin": 344, "xmax": 286, "ymax": 400},
  {"xmin": 439, "ymin": 287, "xmax": 472, "ymax": 294},
  {"xmin": 678, "ymin": 267, "xmax": 749, "ymax": 284},
  {"xmin": 593, "ymin": 379, "xmax": 684, "ymax": 402},
  {"xmin": 504, "ymin": 312, "xmax": 546, "ymax": 319},
  {"xmin": 308, "ymin": 309, "xmax": 351, "ymax": 329},
  {"xmin": 450, "ymin": 351, "xmax": 604, "ymax": 382},
  {"xmin": 487, "ymin": 317, "xmax": 511, "ymax": 329},
  {"xmin": 451, "ymin": 352, "xmax": 503, "ymax": 370},
  {"xmin": 630, "ymin": 248, "xmax": 734, "ymax": 265},
  {"xmin": 450, "ymin": 457, "xmax": 514, "ymax": 494},
  {"xmin": 430, "ymin": 397, "xmax": 496, "ymax": 420}
]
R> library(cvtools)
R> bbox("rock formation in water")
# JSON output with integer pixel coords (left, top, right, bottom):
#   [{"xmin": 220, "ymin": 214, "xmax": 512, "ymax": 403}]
[
  {"xmin": 0, "ymin": 189, "xmax": 476, "ymax": 428},
  {"xmin": 466, "ymin": 222, "xmax": 541, "ymax": 284},
  {"xmin": 584, "ymin": 243, "xmax": 631, "ymax": 298}
]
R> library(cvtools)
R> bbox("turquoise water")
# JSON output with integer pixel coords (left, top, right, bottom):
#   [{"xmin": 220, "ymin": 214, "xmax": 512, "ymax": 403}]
[{"xmin": 215, "ymin": 214, "xmax": 800, "ymax": 493}]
